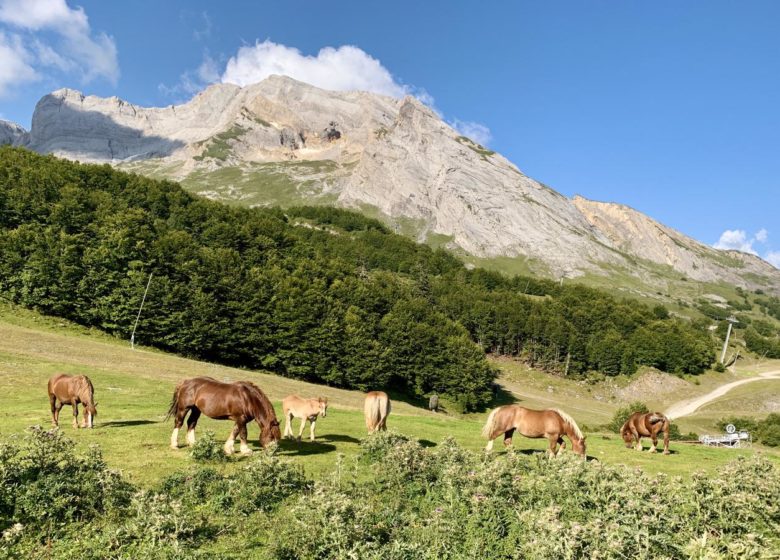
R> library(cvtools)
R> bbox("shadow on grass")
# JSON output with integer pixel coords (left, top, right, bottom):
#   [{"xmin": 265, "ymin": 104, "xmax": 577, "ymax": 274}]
[
  {"xmin": 276, "ymin": 439, "xmax": 337, "ymax": 456},
  {"xmin": 419, "ymin": 439, "xmax": 437, "ymax": 448},
  {"xmin": 99, "ymin": 420, "xmax": 159, "ymax": 428},
  {"xmin": 319, "ymin": 434, "xmax": 361, "ymax": 444}
]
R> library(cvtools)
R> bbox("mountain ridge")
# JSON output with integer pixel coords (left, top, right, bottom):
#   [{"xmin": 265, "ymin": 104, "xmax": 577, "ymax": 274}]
[{"xmin": 2, "ymin": 75, "xmax": 778, "ymax": 295}]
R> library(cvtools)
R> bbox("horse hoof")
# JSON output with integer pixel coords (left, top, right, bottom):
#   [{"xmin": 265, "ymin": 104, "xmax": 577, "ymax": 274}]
[
  {"xmin": 649, "ymin": 448, "xmax": 657, "ymax": 454},
  {"xmin": 663, "ymin": 451, "xmax": 670, "ymax": 455},
  {"xmin": 170, "ymin": 445, "xmax": 179, "ymax": 450}
]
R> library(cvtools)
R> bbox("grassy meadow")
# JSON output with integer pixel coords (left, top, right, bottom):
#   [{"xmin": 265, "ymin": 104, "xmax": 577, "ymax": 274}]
[{"xmin": 1, "ymin": 301, "xmax": 778, "ymax": 487}]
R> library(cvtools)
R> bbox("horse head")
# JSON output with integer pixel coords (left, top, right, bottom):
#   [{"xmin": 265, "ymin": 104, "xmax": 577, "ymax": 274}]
[
  {"xmin": 572, "ymin": 435, "xmax": 587, "ymax": 457},
  {"xmin": 318, "ymin": 397, "xmax": 328, "ymax": 418},
  {"xmin": 260, "ymin": 418, "xmax": 282, "ymax": 447},
  {"xmin": 620, "ymin": 424, "xmax": 634, "ymax": 448}
]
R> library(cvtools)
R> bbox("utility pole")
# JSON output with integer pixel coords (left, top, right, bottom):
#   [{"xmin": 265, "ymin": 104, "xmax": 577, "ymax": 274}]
[
  {"xmin": 130, "ymin": 272, "xmax": 153, "ymax": 350},
  {"xmin": 719, "ymin": 316, "xmax": 738, "ymax": 364}
]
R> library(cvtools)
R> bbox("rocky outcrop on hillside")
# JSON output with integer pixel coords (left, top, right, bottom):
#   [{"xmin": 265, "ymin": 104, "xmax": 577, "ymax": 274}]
[
  {"xmin": 0, "ymin": 120, "xmax": 26, "ymax": 146},
  {"xmin": 573, "ymin": 197, "xmax": 780, "ymax": 287},
  {"xmin": 3, "ymin": 76, "xmax": 779, "ymax": 293}
]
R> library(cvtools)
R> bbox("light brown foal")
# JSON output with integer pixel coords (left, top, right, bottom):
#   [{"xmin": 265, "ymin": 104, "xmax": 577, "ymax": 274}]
[{"xmin": 282, "ymin": 395, "xmax": 328, "ymax": 441}]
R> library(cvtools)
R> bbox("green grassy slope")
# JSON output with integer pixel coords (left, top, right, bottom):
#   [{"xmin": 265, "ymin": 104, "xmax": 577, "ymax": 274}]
[{"xmin": 1, "ymin": 302, "xmax": 777, "ymax": 488}]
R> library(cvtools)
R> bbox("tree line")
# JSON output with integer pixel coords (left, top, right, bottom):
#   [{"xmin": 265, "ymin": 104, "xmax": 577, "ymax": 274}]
[{"xmin": 0, "ymin": 148, "xmax": 715, "ymax": 408}]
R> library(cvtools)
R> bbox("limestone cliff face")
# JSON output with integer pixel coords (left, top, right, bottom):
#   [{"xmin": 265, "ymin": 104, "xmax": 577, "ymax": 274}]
[
  {"xmin": 0, "ymin": 120, "xmax": 26, "ymax": 146},
  {"xmin": 573, "ymin": 197, "xmax": 779, "ymax": 287},
  {"xmin": 3, "ymin": 75, "xmax": 779, "ymax": 292}
]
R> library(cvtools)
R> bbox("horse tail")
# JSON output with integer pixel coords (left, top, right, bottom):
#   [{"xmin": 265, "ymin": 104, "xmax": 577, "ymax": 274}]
[
  {"xmin": 553, "ymin": 409, "xmax": 584, "ymax": 441},
  {"xmin": 165, "ymin": 385, "xmax": 180, "ymax": 422},
  {"xmin": 364, "ymin": 393, "xmax": 381, "ymax": 431},
  {"xmin": 648, "ymin": 412, "xmax": 668, "ymax": 425},
  {"xmin": 481, "ymin": 407, "xmax": 501, "ymax": 439}
]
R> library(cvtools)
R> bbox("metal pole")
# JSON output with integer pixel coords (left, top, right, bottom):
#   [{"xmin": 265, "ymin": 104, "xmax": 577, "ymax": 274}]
[
  {"xmin": 720, "ymin": 321, "xmax": 733, "ymax": 364},
  {"xmin": 131, "ymin": 272, "xmax": 153, "ymax": 350}
]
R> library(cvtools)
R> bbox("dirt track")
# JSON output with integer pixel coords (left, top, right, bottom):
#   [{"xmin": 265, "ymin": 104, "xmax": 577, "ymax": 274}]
[{"xmin": 664, "ymin": 370, "xmax": 780, "ymax": 419}]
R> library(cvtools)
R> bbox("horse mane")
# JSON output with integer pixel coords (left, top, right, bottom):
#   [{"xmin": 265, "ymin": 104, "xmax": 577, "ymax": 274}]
[
  {"xmin": 75, "ymin": 375, "xmax": 95, "ymax": 404},
  {"xmin": 553, "ymin": 409, "xmax": 583, "ymax": 440},
  {"xmin": 238, "ymin": 382, "xmax": 277, "ymax": 425}
]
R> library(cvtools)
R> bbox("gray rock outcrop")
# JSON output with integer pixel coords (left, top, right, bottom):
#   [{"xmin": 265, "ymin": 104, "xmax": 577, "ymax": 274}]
[{"xmin": 2, "ymin": 75, "xmax": 777, "ymax": 294}]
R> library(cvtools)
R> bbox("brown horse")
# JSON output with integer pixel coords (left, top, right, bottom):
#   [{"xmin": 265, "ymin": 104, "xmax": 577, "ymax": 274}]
[
  {"xmin": 364, "ymin": 391, "xmax": 390, "ymax": 433},
  {"xmin": 621, "ymin": 412, "xmax": 670, "ymax": 455},
  {"xmin": 47, "ymin": 374, "xmax": 97, "ymax": 429},
  {"xmin": 166, "ymin": 377, "xmax": 281, "ymax": 455},
  {"xmin": 282, "ymin": 395, "xmax": 328, "ymax": 441},
  {"xmin": 482, "ymin": 405, "xmax": 586, "ymax": 457}
]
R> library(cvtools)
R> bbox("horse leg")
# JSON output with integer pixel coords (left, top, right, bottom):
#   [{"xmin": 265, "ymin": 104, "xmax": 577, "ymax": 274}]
[
  {"xmin": 224, "ymin": 424, "xmax": 238, "ymax": 455},
  {"xmin": 663, "ymin": 426, "xmax": 670, "ymax": 455},
  {"xmin": 556, "ymin": 436, "xmax": 566, "ymax": 457},
  {"xmin": 72, "ymin": 402, "xmax": 79, "ymax": 429},
  {"xmin": 186, "ymin": 408, "xmax": 201, "ymax": 446},
  {"xmin": 547, "ymin": 436, "xmax": 559, "ymax": 458},
  {"xmin": 283, "ymin": 412, "xmax": 292, "ymax": 439},
  {"xmin": 297, "ymin": 417, "xmax": 306, "ymax": 441},
  {"xmin": 49, "ymin": 394, "xmax": 58, "ymax": 427},
  {"xmin": 309, "ymin": 418, "xmax": 316, "ymax": 442},
  {"xmin": 503, "ymin": 428, "xmax": 515, "ymax": 448},
  {"xmin": 170, "ymin": 408, "xmax": 187, "ymax": 450},
  {"xmin": 649, "ymin": 431, "xmax": 658, "ymax": 453},
  {"xmin": 632, "ymin": 428, "xmax": 642, "ymax": 451},
  {"xmin": 238, "ymin": 422, "xmax": 251, "ymax": 455}
]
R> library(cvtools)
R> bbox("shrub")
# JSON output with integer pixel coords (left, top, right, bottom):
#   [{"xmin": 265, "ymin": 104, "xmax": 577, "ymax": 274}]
[
  {"xmin": 605, "ymin": 401, "xmax": 649, "ymax": 433},
  {"xmin": 189, "ymin": 430, "xmax": 229, "ymax": 462},
  {"xmin": 359, "ymin": 430, "xmax": 413, "ymax": 461},
  {"xmin": 162, "ymin": 446, "xmax": 310, "ymax": 514},
  {"xmin": 0, "ymin": 427, "xmax": 133, "ymax": 532}
]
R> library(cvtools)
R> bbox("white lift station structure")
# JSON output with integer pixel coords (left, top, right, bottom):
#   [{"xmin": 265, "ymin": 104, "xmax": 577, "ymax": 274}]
[{"xmin": 699, "ymin": 424, "xmax": 752, "ymax": 448}]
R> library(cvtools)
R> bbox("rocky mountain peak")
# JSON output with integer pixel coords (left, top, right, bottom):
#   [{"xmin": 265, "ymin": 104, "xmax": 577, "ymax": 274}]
[{"xmin": 1, "ymin": 77, "xmax": 778, "ymax": 295}]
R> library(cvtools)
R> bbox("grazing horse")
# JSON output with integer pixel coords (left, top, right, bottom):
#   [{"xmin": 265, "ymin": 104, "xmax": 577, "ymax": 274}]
[
  {"xmin": 282, "ymin": 395, "xmax": 328, "ymax": 441},
  {"xmin": 166, "ymin": 377, "xmax": 281, "ymax": 455},
  {"xmin": 48, "ymin": 374, "xmax": 97, "ymax": 429},
  {"xmin": 621, "ymin": 412, "xmax": 670, "ymax": 455},
  {"xmin": 482, "ymin": 405, "xmax": 586, "ymax": 457},
  {"xmin": 364, "ymin": 391, "xmax": 391, "ymax": 433}
]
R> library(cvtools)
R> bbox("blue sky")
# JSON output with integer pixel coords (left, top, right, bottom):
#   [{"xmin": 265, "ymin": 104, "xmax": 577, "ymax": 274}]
[{"xmin": 1, "ymin": 1, "xmax": 778, "ymax": 266}]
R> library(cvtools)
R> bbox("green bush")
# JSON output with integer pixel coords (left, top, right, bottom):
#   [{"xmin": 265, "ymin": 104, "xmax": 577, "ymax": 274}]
[
  {"xmin": 162, "ymin": 446, "xmax": 310, "ymax": 514},
  {"xmin": 605, "ymin": 401, "xmax": 649, "ymax": 433},
  {"xmin": 3, "ymin": 429, "xmax": 779, "ymax": 558},
  {"xmin": 189, "ymin": 430, "xmax": 229, "ymax": 462},
  {"xmin": 0, "ymin": 426, "xmax": 133, "ymax": 532}
]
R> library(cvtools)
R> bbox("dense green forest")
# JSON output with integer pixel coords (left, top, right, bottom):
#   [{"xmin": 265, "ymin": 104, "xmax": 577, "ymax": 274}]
[{"xmin": 0, "ymin": 148, "xmax": 715, "ymax": 408}]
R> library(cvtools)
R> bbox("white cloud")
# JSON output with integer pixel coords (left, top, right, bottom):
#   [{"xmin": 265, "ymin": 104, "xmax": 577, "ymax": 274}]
[
  {"xmin": 0, "ymin": 0, "xmax": 118, "ymax": 96},
  {"xmin": 714, "ymin": 228, "xmax": 780, "ymax": 267},
  {"xmin": 449, "ymin": 118, "xmax": 493, "ymax": 147},
  {"xmin": 0, "ymin": 31, "xmax": 37, "ymax": 95},
  {"xmin": 159, "ymin": 51, "xmax": 221, "ymax": 101},
  {"xmin": 713, "ymin": 229, "xmax": 758, "ymax": 254},
  {"xmin": 221, "ymin": 40, "xmax": 410, "ymax": 99}
]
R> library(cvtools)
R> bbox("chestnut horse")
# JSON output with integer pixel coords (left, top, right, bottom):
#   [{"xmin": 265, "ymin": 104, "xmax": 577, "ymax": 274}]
[
  {"xmin": 364, "ymin": 391, "xmax": 390, "ymax": 433},
  {"xmin": 482, "ymin": 405, "xmax": 586, "ymax": 457},
  {"xmin": 48, "ymin": 374, "xmax": 97, "ymax": 429},
  {"xmin": 621, "ymin": 412, "xmax": 670, "ymax": 455},
  {"xmin": 166, "ymin": 377, "xmax": 281, "ymax": 455},
  {"xmin": 282, "ymin": 395, "xmax": 328, "ymax": 441}
]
